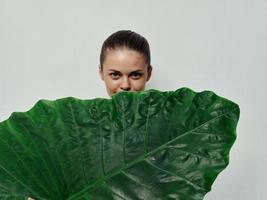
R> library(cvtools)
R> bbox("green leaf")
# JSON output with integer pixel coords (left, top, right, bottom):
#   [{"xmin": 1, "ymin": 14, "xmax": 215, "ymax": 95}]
[{"xmin": 0, "ymin": 88, "xmax": 239, "ymax": 200}]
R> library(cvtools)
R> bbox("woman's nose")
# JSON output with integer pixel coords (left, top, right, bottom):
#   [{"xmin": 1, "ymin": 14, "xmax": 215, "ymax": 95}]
[{"xmin": 120, "ymin": 77, "xmax": 131, "ymax": 91}]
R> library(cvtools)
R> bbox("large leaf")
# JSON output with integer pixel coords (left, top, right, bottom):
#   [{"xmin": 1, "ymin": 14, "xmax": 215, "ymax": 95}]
[{"xmin": 0, "ymin": 88, "xmax": 239, "ymax": 200}]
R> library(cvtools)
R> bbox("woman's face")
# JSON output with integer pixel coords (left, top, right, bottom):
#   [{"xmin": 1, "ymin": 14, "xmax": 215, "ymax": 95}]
[{"xmin": 99, "ymin": 48, "xmax": 152, "ymax": 96}]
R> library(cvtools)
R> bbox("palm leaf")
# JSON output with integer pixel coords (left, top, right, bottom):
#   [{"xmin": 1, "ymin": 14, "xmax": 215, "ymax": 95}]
[{"xmin": 0, "ymin": 88, "xmax": 239, "ymax": 200}]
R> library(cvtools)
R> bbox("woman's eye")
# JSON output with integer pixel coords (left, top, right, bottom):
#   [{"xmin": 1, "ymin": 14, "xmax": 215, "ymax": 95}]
[
  {"xmin": 131, "ymin": 73, "xmax": 142, "ymax": 79},
  {"xmin": 110, "ymin": 72, "xmax": 120, "ymax": 79}
]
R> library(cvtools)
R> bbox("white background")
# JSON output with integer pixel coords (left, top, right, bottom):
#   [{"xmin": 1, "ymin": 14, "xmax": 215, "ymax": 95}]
[{"xmin": 1, "ymin": 0, "xmax": 266, "ymax": 199}]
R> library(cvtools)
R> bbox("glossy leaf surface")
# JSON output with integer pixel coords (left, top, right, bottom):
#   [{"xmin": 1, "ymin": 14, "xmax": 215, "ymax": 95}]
[{"xmin": 0, "ymin": 88, "xmax": 239, "ymax": 200}]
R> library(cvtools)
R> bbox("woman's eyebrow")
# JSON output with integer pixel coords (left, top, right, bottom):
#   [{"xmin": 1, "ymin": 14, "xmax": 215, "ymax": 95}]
[
  {"xmin": 131, "ymin": 70, "xmax": 143, "ymax": 72},
  {"xmin": 108, "ymin": 69, "xmax": 143, "ymax": 72},
  {"xmin": 129, "ymin": 70, "xmax": 144, "ymax": 74},
  {"xmin": 108, "ymin": 69, "xmax": 120, "ymax": 72}
]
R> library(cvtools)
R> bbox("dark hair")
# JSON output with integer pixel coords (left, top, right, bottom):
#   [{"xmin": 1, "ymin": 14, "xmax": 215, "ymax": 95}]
[{"xmin": 99, "ymin": 30, "xmax": 151, "ymax": 69}]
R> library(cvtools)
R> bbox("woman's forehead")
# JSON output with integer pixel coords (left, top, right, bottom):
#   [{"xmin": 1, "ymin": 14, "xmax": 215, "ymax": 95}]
[
  {"xmin": 105, "ymin": 48, "xmax": 144, "ymax": 60},
  {"xmin": 103, "ymin": 48, "xmax": 147, "ymax": 72}
]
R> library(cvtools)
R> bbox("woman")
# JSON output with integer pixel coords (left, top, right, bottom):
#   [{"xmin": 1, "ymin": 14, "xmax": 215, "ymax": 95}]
[
  {"xmin": 28, "ymin": 30, "xmax": 152, "ymax": 200},
  {"xmin": 99, "ymin": 30, "xmax": 153, "ymax": 97}
]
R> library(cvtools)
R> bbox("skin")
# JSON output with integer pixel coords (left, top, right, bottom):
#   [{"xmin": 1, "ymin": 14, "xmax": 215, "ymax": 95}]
[{"xmin": 99, "ymin": 47, "xmax": 152, "ymax": 97}]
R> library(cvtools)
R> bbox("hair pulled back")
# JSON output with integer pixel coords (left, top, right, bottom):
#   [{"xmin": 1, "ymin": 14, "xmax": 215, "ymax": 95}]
[{"xmin": 99, "ymin": 30, "xmax": 151, "ymax": 69}]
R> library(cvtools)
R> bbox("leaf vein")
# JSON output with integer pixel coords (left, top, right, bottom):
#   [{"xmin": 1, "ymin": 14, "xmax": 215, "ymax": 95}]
[{"xmin": 145, "ymin": 159, "xmax": 205, "ymax": 191}]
